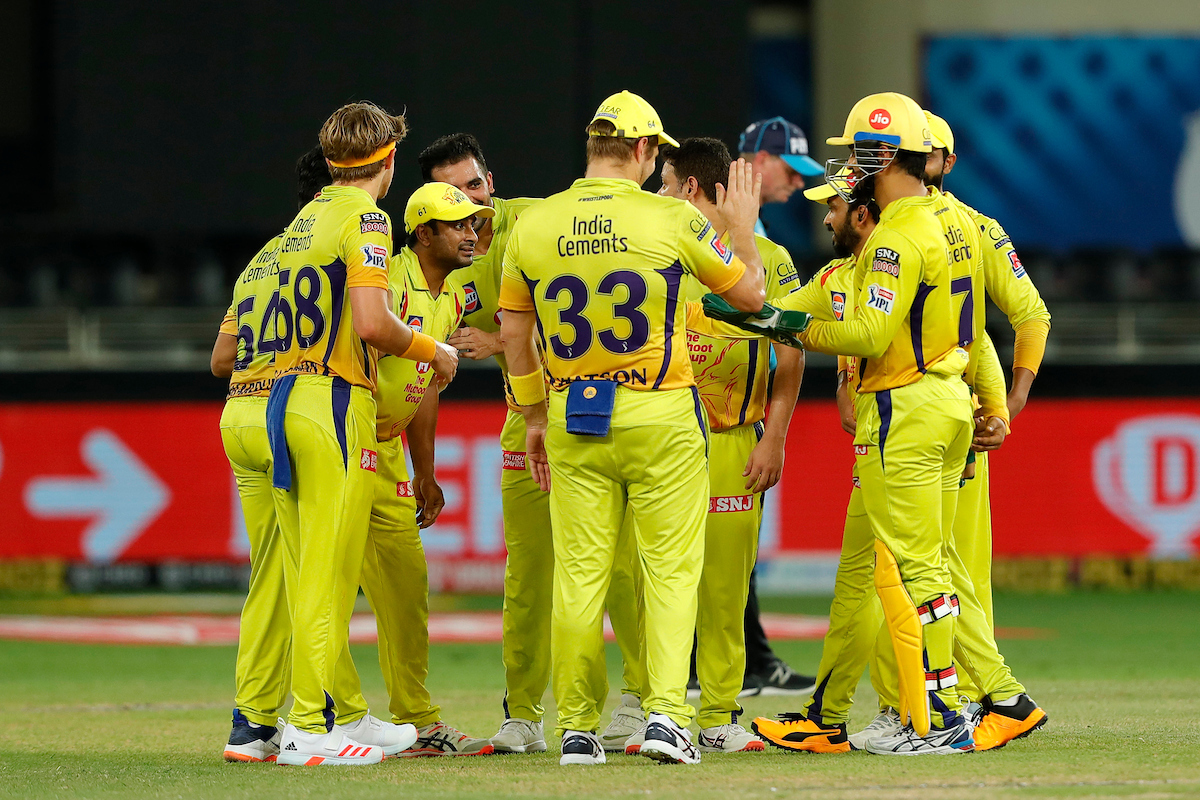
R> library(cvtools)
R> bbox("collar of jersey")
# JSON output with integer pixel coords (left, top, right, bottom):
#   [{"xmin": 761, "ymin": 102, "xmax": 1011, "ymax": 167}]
[
  {"xmin": 570, "ymin": 177, "xmax": 641, "ymax": 192},
  {"xmin": 879, "ymin": 188, "xmax": 940, "ymax": 223},
  {"xmin": 319, "ymin": 184, "xmax": 377, "ymax": 204}
]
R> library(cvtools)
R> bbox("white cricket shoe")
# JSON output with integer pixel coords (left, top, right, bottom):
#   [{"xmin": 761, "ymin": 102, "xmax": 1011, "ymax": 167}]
[
  {"xmin": 276, "ymin": 724, "xmax": 383, "ymax": 766},
  {"xmin": 697, "ymin": 722, "xmax": 765, "ymax": 753},
  {"xmin": 864, "ymin": 718, "xmax": 975, "ymax": 756},
  {"xmin": 623, "ymin": 721, "xmax": 648, "ymax": 755},
  {"xmin": 848, "ymin": 708, "xmax": 903, "ymax": 751},
  {"xmin": 222, "ymin": 710, "xmax": 281, "ymax": 762},
  {"xmin": 599, "ymin": 694, "xmax": 644, "ymax": 752},
  {"xmin": 490, "ymin": 718, "xmax": 547, "ymax": 753},
  {"xmin": 559, "ymin": 730, "xmax": 606, "ymax": 765},
  {"xmin": 640, "ymin": 712, "xmax": 701, "ymax": 765},
  {"xmin": 335, "ymin": 713, "xmax": 418, "ymax": 757}
]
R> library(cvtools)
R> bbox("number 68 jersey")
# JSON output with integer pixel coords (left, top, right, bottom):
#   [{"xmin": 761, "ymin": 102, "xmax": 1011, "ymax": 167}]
[
  {"xmin": 497, "ymin": 177, "xmax": 747, "ymax": 393},
  {"xmin": 271, "ymin": 185, "xmax": 393, "ymax": 390}
]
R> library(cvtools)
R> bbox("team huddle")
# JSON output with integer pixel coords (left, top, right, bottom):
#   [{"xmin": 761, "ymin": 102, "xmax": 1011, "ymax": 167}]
[{"xmin": 210, "ymin": 88, "xmax": 1051, "ymax": 767}]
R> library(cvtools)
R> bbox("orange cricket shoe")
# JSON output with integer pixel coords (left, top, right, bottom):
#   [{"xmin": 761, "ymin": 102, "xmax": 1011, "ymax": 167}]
[
  {"xmin": 973, "ymin": 694, "xmax": 1048, "ymax": 752},
  {"xmin": 751, "ymin": 713, "xmax": 851, "ymax": 753}
]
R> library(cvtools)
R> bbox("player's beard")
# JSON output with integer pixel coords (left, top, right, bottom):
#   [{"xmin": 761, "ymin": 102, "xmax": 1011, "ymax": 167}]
[
  {"xmin": 831, "ymin": 216, "xmax": 859, "ymax": 258},
  {"xmin": 925, "ymin": 171, "xmax": 944, "ymax": 191}
]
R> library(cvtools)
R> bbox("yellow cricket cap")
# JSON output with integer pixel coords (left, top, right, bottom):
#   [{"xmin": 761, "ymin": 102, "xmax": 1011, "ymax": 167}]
[
  {"xmin": 404, "ymin": 182, "xmax": 495, "ymax": 234},
  {"xmin": 925, "ymin": 111, "xmax": 955, "ymax": 154},
  {"xmin": 589, "ymin": 90, "xmax": 680, "ymax": 147},
  {"xmin": 826, "ymin": 92, "xmax": 931, "ymax": 153},
  {"xmin": 803, "ymin": 167, "xmax": 855, "ymax": 203}
]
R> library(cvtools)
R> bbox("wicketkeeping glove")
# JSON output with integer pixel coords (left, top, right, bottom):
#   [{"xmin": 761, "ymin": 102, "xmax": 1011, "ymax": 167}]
[{"xmin": 701, "ymin": 293, "xmax": 812, "ymax": 349}]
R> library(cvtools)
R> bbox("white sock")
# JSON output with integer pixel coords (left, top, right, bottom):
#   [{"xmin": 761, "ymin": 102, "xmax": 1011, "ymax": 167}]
[{"xmin": 992, "ymin": 694, "xmax": 1022, "ymax": 707}]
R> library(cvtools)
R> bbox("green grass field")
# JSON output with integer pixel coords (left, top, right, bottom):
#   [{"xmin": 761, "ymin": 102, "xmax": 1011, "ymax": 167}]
[{"xmin": 1, "ymin": 591, "xmax": 1198, "ymax": 799}]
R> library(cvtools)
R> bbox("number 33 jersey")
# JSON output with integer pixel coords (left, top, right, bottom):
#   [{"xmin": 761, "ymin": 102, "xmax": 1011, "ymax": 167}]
[
  {"xmin": 497, "ymin": 177, "xmax": 746, "ymax": 392},
  {"xmin": 271, "ymin": 185, "xmax": 393, "ymax": 390}
]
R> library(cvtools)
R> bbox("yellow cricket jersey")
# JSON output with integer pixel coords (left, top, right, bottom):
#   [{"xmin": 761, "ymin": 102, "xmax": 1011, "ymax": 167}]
[
  {"xmin": 373, "ymin": 248, "xmax": 466, "ymax": 441},
  {"xmin": 684, "ymin": 232, "xmax": 798, "ymax": 431},
  {"xmin": 796, "ymin": 188, "xmax": 983, "ymax": 394},
  {"xmin": 454, "ymin": 196, "xmax": 541, "ymax": 410},
  {"xmin": 498, "ymin": 177, "xmax": 746, "ymax": 392},
  {"xmin": 272, "ymin": 185, "xmax": 393, "ymax": 390},
  {"xmin": 220, "ymin": 234, "xmax": 285, "ymax": 399}
]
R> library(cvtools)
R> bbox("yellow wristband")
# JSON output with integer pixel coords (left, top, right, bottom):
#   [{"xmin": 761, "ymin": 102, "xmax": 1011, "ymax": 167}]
[
  {"xmin": 401, "ymin": 331, "xmax": 438, "ymax": 363},
  {"xmin": 509, "ymin": 368, "xmax": 546, "ymax": 406}
]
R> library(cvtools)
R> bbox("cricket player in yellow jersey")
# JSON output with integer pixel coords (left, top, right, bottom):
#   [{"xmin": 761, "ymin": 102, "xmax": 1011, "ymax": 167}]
[
  {"xmin": 627, "ymin": 137, "xmax": 801, "ymax": 754},
  {"xmin": 921, "ymin": 111, "xmax": 1050, "ymax": 748},
  {"xmin": 862, "ymin": 114, "xmax": 1052, "ymax": 752},
  {"xmin": 212, "ymin": 147, "xmax": 389, "ymax": 763},
  {"xmin": 499, "ymin": 90, "xmax": 767, "ymax": 766},
  {"xmin": 213, "ymin": 234, "xmax": 288, "ymax": 762},
  {"xmin": 328, "ymin": 182, "xmax": 496, "ymax": 757},
  {"xmin": 727, "ymin": 93, "xmax": 986, "ymax": 755},
  {"xmin": 418, "ymin": 134, "xmax": 647, "ymax": 752},
  {"xmin": 414, "ymin": 135, "xmax": 551, "ymax": 750},
  {"xmin": 712, "ymin": 176, "xmax": 1016, "ymax": 754},
  {"xmin": 267, "ymin": 102, "xmax": 459, "ymax": 766}
]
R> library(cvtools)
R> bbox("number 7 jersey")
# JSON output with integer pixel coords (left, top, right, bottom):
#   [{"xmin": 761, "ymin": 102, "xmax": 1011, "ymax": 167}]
[
  {"xmin": 797, "ymin": 187, "xmax": 983, "ymax": 394},
  {"xmin": 272, "ymin": 185, "xmax": 393, "ymax": 390},
  {"xmin": 497, "ymin": 177, "xmax": 746, "ymax": 392}
]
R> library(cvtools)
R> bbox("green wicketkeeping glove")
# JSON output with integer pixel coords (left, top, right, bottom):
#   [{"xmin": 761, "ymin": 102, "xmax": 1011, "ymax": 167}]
[{"xmin": 701, "ymin": 293, "xmax": 812, "ymax": 349}]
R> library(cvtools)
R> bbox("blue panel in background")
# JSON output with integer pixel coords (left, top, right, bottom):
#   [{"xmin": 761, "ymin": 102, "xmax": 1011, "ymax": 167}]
[
  {"xmin": 751, "ymin": 35, "xmax": 815, "ymax": 255},
  {"xmin": 925, "ymin": 37, "xmax": 1200, "ymax": 252}
]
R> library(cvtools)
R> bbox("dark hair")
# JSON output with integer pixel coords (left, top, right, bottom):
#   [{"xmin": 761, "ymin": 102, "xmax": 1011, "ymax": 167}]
[
  {"xmin": 296, "ymin": 145, "xmax": 332, "ymax": 210},
  {"xmin": 892, "ymin": 148, "xmax": 928, "ymax": 180},
  {"xmin": 661, "ymin": 137, "xmax": 731, "ymax": 203},
  {"xmin": 405, "ymin": 219, "xmax": 440, "ymax": 250},
  {"xmin": 418, "ymin": 133, "xmax": 488, "ymax": 182},
  {"xmin": 848, "ymin": 195, "xmax": 882, "ymax": 224}
]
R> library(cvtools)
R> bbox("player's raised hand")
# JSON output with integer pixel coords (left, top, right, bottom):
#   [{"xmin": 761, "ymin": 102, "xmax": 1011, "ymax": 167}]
[
  {"xmin": 972, "ymin": 415, "xmax": 1007, "ymax": 452},
  {"xmin": 715, "ymin": 158, "xmax": 763, "ymax": 237},
  {"xmin": 431, "ymin": 340, "xmax": 459, "ymax": 387}
]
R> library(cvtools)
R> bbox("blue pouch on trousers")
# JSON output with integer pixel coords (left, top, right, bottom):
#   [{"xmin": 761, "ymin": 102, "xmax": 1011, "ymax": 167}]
[
  {"xmin": 565, "ymin": 380, "xmax": 617, "ymax": 436},
  {"xmin": 266, "ymin": 373, "xmax": 297, "ymax": 490}
]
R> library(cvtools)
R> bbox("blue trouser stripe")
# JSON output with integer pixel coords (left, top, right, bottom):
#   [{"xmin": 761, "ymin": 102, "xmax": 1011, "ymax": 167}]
[
  {"xmin": 876, "ymin": 389, "xmax": 893, "ymax": 470},
  {"xmin": 331, "ymin": 377, "xmax": 351, "ymax": 469},
  {"xmin": 266, "ymin": 373, "xmax": 297, "ymax": 490}
]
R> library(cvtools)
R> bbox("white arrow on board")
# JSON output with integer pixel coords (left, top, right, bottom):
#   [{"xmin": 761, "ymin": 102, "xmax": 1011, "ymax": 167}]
[{"xmin": 25, "ymin": 429, "xmax": 171, "ymax": 563}]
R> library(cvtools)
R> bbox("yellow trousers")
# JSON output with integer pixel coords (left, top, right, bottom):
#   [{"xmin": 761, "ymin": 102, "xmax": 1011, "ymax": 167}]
[
  {"xmin": 803, "ymin": 473, "xmax": 883, "ymax": 725},
  {"xmin": 547, "ymin": 387, "xmax": 708, "ymax": 732},
  {"xmin": 871, "ymin": 450, "xmax": 1024, "ymax": 706},
  {"xmin": 854, "ymin": 372, "xmax": 972, "ymax": 727},
  {"xmin": 221, "ymin": 396, "xmax": 291, "ymax": 728},
  {"xmin": 332, "ymin": 436, "xmax": 441, "ymax": 727},
  {"xmin": 271, "ymin": 375, "xmax": 377, "ymax": 733}
]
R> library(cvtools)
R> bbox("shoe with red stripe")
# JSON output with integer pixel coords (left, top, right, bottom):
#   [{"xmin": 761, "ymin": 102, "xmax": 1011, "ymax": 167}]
[
  {"xmin": 335, "ymin": 713, "xmax": 418, "ymax": 757},
  {"xmin": 276, "ymin": 724, "xmax": 384, "ymax": 766},
  {"xmin": 399, "ymin": 721, "xmax": 496, "ymax": 757}
]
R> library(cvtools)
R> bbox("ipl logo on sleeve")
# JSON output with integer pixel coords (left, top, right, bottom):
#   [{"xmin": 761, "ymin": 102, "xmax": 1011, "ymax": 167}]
[
  {"xmin": 1093, "ymin": 415, "xmax": 1200, "ymax": 557},
  {"xmin": 1008, "ymin": 250, "xmax": 1027, "ymax": 278},
  {"xmin": 361, "ymin": 244, "xmax": 388, "ymax": 269},
  {"xmin": 710, "ymin": 235, "xmax": 733, "ymax": 265},
  {"xmin": 866, "ymin": 284, "xmax": 894, "ymax": 315}
]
